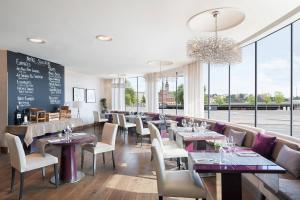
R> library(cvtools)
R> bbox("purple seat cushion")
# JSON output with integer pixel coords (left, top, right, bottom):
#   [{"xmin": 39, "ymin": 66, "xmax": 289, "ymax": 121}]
[
  {"xmin": 212, "ymin": 122, "xmax": 226, "ymax": 134},
  {"xmin": 252, "ymin": 133, "xmax": 277, "ymax": 158}
]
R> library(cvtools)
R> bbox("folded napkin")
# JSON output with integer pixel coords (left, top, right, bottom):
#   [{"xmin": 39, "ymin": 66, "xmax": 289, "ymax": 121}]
[{"xmin": 236, "ymin": 152, "xmax": 259, "ymax": 157}]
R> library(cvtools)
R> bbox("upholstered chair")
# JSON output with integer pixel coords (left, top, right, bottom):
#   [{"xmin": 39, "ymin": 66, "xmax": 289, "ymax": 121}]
[
  {"xmin": 135, "ymin": 117, "xmax": 150, "ymax": 146},
  {"xmin": 81, "ymin": 123, "xmax": 118, "ymax": 175},
  {"xmin": 118, "ymin": 114, "xmax": 136, "ymax": 140},
  {"xmin": 93, "ymin": 111, "xmax": 108, "ymax": 133},
  {"xmin": 151, "ymin": 139, "xmax": 207, "ymax": 200},
  {"xmin": 148, "ymin": 123, "xmax": 187, "ymax": 169},
  {"xmin": 5, "ymin": 133, "xmax": 59, "ymax": 200},
  {"xmin": 112, "ymin": 113, "xmax": 120, "ymax": 125}
]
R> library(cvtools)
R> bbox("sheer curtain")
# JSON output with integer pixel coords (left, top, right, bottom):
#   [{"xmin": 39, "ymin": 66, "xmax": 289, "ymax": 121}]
[
  {"xmin": 111, "ymin": 78, "xmax": 125, "ymax": 111},
  {"xmin": 144, "ymin": 73, "xmax": 159, "ymax": 113},
  {"xmin": 184, "ymin": 61, "xmax": 204, "ymax": 118}
]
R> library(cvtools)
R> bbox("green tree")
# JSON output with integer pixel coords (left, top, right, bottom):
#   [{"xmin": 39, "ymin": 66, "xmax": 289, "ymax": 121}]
[
  {"xmin": 173, "ymin": 84, "xmax": 184, "ymax": 105},
  {"xmin": 246, "ymin": 95, "xmax": 255, "ymax": 105},
  {"xmin": 125, "ymin": 87, "xmax": 136, "ymax": 106},
  {"xmin": 262, "ymin": 93, "xmax": 271, "ymax": 110},
  {"xmin": 274, "ymin": 91, "xmax": 285, "ymax": 104},
  {"xmin": 214, "ymin": 95, "xmax": 225, "ymax": 106},
  {"xmin": 141, "ymin": 95, "xmax": 146, "ymax": 105}
]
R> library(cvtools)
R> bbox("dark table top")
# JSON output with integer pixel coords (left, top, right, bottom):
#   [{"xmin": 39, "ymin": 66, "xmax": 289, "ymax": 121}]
[{"xmin": 189, "ymin": 151, "xmax": 286, "ymax": 174}]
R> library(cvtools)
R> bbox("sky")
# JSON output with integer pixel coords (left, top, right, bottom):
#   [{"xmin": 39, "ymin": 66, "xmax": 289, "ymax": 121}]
[
  {"xmin": 127, "ymin": 20, "xmax": 300, "ymax": 98},
  {"xmin": 204, "ymin": 20, "xmax": 300, "ymax": 98}
]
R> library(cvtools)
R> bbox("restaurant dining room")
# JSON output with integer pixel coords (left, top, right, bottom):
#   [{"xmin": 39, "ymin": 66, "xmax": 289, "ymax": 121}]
[{"xmin": 1, "ymin": 1, "xmax": 300, "ymax": 200}]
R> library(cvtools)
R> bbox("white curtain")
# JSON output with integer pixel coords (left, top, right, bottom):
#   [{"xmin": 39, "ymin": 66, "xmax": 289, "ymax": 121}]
[
  {"xmin": 111, "ymin": 78, "xmax": 125, "ymax": 111},
  {"xmin": 184, "ymin": 61, "xmax": 204, "ymax": 118},
  {"xmin": 144, "ymin": 73, "xmax": 159, "ymax": 113}
]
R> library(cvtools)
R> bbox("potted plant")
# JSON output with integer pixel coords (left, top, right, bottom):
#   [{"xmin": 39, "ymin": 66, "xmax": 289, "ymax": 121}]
[{"xmin": 100, "ymin": 98, "xmax": 108, "ymax": 113}]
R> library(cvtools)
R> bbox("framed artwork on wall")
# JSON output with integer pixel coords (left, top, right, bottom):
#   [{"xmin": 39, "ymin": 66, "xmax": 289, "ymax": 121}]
[
  {"xmin": 73, "ymin": 87, "xmax": 85, "ymax": 102},
  {"xmin": 86, "ymin": 89, "xmax": 96, "ymax": 103}
]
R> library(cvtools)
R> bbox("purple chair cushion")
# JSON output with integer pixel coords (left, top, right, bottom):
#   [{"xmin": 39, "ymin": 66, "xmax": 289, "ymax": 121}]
[
  {"xmin": 212, "ymin": 122, "xmax": 226, "ymax": 134},
  {"xmin": 252, "ymin": 132, "xmax": 277, "ymax": 158}
]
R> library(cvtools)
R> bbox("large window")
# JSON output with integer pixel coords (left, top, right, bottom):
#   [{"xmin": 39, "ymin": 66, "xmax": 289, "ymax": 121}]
[
  {"xmin": 125, "ymin": 77, "xmax": 137, "ymax": 112},
  {"xmin": 177, "ymin": 75, "xmax": 184, "ymax": 115},
  {"xmin": 204, "ymin": 20, "xmax": 300, "ymax": 137},
  {"xmin": 137, "ymin": 76, "xmax": 146, "ymax": 112},
  {"xmin": 293, "ymin": 20, "xmax": 300, "ymax": 137},
  {"xmin": 203, "ymin": 64, "xmax": 209, "ymax": 118},
  {"xmin": 210, "ymin": 64, "xmax": 228, "ymax": 121},
  {"xmin": 230, "ymin": 44, "xmax": 255, "ymax": 126},
  {"xmin": 158, "ymin": 74, "xmax": 184, "ymax": 115},
  {"xmin": 257, "ymin": 26, "xmax": 291, "ymax": 134}
]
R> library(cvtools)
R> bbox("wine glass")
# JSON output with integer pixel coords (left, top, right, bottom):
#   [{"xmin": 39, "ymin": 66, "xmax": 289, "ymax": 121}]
[{"xmin": 182, "ymin": 119, "xmax": 187, "ymax": 128}]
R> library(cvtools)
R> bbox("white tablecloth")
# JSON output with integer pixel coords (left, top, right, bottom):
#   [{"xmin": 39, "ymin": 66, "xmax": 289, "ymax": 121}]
[{"xmin": 24, "ymin": 118, "xmax": 83, "ymax": 146}]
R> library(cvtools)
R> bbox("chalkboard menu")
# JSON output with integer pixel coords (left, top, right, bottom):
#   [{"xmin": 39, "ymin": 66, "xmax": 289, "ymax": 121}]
[{"xmin": 7, "ymin": 51, "xmax": 65, "ymax": 124}]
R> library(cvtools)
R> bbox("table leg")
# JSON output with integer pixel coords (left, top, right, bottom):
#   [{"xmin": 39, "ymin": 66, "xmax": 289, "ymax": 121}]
[
  {"xmin": 60, "ymin": 144, "xmax": 77, "ymax": 181},
  {"xmin": 221, "ymin": 173, "xmax": 241, "ymax": 200},
  {"xmin": 50, "ymin": 144, "xmax": 85, "ymax": 184}
]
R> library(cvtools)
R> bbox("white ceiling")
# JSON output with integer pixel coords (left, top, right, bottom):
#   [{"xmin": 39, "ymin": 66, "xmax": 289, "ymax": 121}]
[{"xmin": 0, "ymin": 0, "xmax": 299, "ymax": 77}]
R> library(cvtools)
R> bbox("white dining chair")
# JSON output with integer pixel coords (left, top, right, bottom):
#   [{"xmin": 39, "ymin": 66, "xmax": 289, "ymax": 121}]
[
  {"xmin": 93, "ymin": 111, "xmax": 108, "ymax": 133},
  {"xmin": 151, "ymin": 139, "xmax": 207, "ymax": 200},
  {"xmin": 135, "ymin": 116, "xmax": 150, "ymax": 146},
  {"xmin": 5, "ymin": 133, "xmax": 59, "ymax": 200},
  {"xmin": 118, "ymin": 114, "xmax": 136, "ymax": 140},
  {"xmin": 148, "ymin": 122, "xmax": 188, "ymax": 169},
  {"xmin": 112, "ymin": 113, "xmax": 120, "ymax": 125},
  {"xmin": 81, "ymin": 123, "xmax": 118, "ymax": 175}
]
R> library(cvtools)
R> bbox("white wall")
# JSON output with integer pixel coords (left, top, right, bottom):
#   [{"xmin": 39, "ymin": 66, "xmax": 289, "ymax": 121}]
[{"xmin": 65, "ymin": 69, "xmax": 103, "ymax": 124}]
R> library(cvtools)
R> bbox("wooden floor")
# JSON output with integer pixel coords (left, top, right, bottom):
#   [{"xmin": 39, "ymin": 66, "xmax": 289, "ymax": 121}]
[{"xmin": 0, "ymin": 127, "xmax": 197, "ymax": 200}]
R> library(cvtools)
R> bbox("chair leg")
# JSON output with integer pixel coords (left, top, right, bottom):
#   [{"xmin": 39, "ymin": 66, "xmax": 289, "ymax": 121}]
[
  {"xmin": 81, "ymin": 150, "xmax": 84, "ymax": 169},
  {"xmin": 94, "ymin": 122, "xmax": 96, "ymax": 133},
  {"xmin": 41, "ymin": 167, "xmax": 46, "ymax": 178},
  {"xmin": 150, "ymin": 152, "xmax": 153, "ymax": 161},
  {"xmin": 11, "ymin": 167, "xmax": 15, "ymax": 192},
  {"xmin": 124, "ymin": 128, "xmax": 126, "ymax": 141},
  {"xmin": 112, "ymin": 151, "xmax": 116, "ymax": 169},
  {"xmin": 141, "ymin": 135, "xmax": 143, "ymax": 146},
  {"xmin": 54, "ymin": 164, "xmax": 59, "ymax": 188},
  {"xmin": 177, "ymin": 158, "xmax": 181, "ymax": 170},
  {"xmin": 19, "ymin": 173, "xmax": 24, "ymax": 200},
  {"xmin": 93, "ymin": 154, "xmax": 97, "ymax": 176},
  {"xmin": 102, "ymin": 153, "xmax": 105, "ymax": 164},
  {"xmin": 159, "ymin": 195, "xmax": 163, "ymax": 200}
]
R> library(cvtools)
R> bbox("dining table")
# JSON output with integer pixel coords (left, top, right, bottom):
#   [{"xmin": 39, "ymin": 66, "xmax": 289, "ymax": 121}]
[
  {"xmin": 125, "ymin": 115, "xmax": 151, "ymax": 123},
  {"xmin": 173, "ymin": 127, "xmax": 226, "ymax": 151},
  {"xmin": 189, "ymin": 150, "xmax": 286, "ymax": 200},
  {"xmin": 38, "ymin": 132, "xmax": 96, "ymax": 184}
]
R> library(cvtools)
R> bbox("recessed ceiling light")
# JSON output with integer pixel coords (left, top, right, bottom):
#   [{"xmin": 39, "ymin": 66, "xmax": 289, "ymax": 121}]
[
  {"xmin": 96, "ymin": 35, "xmax": 112, "ymax": 41},
  {"xmin": 27, "ymin": 37, "xmax": 46, "ymax": 44}
]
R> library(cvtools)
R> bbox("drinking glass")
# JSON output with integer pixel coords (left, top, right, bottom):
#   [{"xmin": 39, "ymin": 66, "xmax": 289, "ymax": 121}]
[{"xmin": 182, "ymin": 119, "xmax": 187, "ymax": 127}]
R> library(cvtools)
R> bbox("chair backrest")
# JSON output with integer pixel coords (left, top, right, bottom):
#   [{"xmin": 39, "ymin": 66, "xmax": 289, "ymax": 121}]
[
  {"xmin": 118, "ymin": 114, "xmax": 126, "ymax": 127},
  {"xmin": 102, "ymin": 123, "xmax": 118, "ymax": 148},
  {"xmin": 112, "ymin": 113, "xmax": 120, "ymax": 125},
  {"xmin": 135, "ymin": 117, "xmax": 143, "ymax": 134},
  {"xmin": 93, "ymin": 111, "xmax": 100, "ymax": 123},
  {"xmin": 5, "ymin": 133, "xmax": 26, "ymax": 172},
  {"xmin": 151, "ymin": 139, "xmax": 166, "ymax": 194},
  {"xmin": 148, "ymin": 123, "xmax": 164, "ymax": 149}
]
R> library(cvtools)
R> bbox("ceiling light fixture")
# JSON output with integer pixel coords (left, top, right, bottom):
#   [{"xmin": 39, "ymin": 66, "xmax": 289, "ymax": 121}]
[
  {"xmin": 27, "ymin": 37, "xmax": 46, "ymax": 44},
  {"xmin": 96, "ymin": 35, "xmax": 112, "ymax": 41},
  {"xmin": 187, "ymin": 9, "xmax": 242, "ymax": 65}
]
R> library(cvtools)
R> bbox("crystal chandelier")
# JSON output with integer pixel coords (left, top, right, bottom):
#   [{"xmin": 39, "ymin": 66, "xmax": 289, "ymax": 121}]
[{"xmin": 187, "ymin": 11, "xmax": 241, "ymax": 65}]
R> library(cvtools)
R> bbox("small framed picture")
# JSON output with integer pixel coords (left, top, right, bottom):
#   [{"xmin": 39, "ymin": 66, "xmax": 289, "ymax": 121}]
[
  {"xmin": 86, "ymin": 89, "xmax": 96, "ymax": 103},
  {"xmin": 73, "ymin": 87, "xmax": 85, "ymax": 102}
]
